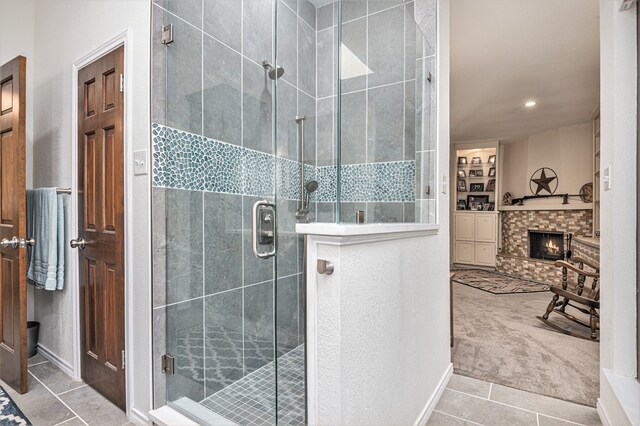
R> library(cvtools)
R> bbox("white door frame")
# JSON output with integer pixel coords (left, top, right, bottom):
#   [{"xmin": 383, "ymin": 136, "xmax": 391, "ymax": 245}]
[{"xmin": 70, "ymin": 29, "xmax": 135, "ymax": 417}]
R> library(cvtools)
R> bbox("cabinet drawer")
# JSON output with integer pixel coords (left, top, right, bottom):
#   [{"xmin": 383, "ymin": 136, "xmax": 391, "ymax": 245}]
[
  {"xmin": 455, "ymin": 214, "xmax": 475, "ymax": 241},
  {"xmin": 455, "ymin": 241, "xmax": 475, "ymax": 264},
  {"xmin": 475, "ymin": 214, "xmax": 496, "ymax": 242},
  {"xmin": 475, "ymin": 243, "xmax": 496, "ymax": 266}
]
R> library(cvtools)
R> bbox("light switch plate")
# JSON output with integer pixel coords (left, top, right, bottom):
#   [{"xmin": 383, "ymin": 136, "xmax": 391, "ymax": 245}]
[{"xmin": 134, "ymin": 150, "xmax": 148, "ymax": 175}]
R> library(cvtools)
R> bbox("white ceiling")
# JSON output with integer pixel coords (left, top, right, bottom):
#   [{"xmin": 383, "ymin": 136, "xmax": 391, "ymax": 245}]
[{"xmin": 450, "ymin": 0, "xmax": 600, "ymax": 142}]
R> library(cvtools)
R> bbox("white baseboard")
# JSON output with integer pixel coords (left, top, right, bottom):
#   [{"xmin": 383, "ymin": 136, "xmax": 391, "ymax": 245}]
[
  {"xmin": 37, "ymin": 343, "xmax": 76, "ymax": 379},
  {"xmin": 597, "ymin": 399, "xmax": 612, "ymax": 426},
  {"xmin": 415, "ymin": 363, "xmax": 454, "ymax": 426}
]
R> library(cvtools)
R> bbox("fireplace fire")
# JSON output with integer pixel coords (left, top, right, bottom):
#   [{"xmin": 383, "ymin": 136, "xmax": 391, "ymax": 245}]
[{"xmin": 529, "ymin": 231, "xmax": 565, "ymax": 261}]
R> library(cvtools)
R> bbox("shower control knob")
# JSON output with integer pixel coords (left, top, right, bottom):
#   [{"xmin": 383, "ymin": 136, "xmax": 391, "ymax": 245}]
[{"xmin": 70, "ymin": 238, "xmax": 86, "ymax": 250}]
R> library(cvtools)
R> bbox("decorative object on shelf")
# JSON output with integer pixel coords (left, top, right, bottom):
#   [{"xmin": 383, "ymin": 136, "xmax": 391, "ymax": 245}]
[
  {"xmin": 489, "ymin": 202, "xmax": 495, "ymax": 211},
  {"xmin": 471, "ymin": 157, "xmax": 482, "ymax": 165},
  {"xmin": 457, "ymin": 180, "xmax": 467, "ymax": 192},
  {"xmin": 458, "ymin": 156, "xmax": 468, "ymax": 165},
  {"xmin": 458, "ymin": 170, "xmax": 466, "ymax": 178},
  {"xmin": 467, "ymin": 195, "xmax": 489, "ymax": 207},
  {"xmin": 471, "ymin": 169, "xmax": 483, "ymax": 177},
  {"xmin": 470, "ymin": 183, "xmax": 485, "ymax": 192},
  {"xmin": 579, "ymin": 182, "xmax": 593, "ymax": 203},
  {"xmin": 470, "ymin": 202, "xmax": 482, "ymax": 211},
  {"xmin": 486, "ymin": 179, "xmax": 496, "ymax": 192},
  {"xmin": 488, "ymin": 155, "xmax": 496, "ymax": 164},
  {"xmin": 530, "ymin": 167, "xmax": 558, "ymax": 195},
  {"xmin": 457, "ymin": 200, "xmax": 467, "ymax": 210},
  {"xmin": 483, "ymin": 203, "xmax": 492, "ymax": 211},
  {"xmin": 503, "ymin": 192, "xmax": 513, "ymax": 205},
  {"xmin": 489, "ymin": 167, "xmax": 496, "ymax": 177}
]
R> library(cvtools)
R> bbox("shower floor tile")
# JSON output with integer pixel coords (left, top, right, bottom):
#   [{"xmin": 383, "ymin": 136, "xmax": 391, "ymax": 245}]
[{"xmin": 201, "ymin": 345, "xmax": 305, "ymax": 426}]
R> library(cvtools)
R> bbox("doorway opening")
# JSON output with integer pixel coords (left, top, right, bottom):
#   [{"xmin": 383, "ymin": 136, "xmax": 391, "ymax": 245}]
[{"xmin": 449, "ymin": 0, "xmax": 601, "ymax": 410}]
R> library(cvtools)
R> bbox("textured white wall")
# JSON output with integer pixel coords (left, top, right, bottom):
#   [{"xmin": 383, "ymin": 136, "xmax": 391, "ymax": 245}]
[
  {"xmin": 501, "ymin": 122, "xmax": 594, "ymax": 208},
  {"xmin": 598, "ymin": 1, "xmax": 638, "ymax": 425},
  {"xmin": 309, "ymin": 232, "xmax": 452, "ymax": 424},
  {"xmin": 29, "ymin": 0, "xmax": 152, "ymax": 421}
]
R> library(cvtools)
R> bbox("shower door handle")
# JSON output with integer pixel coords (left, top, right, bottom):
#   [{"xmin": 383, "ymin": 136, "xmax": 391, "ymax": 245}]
[{"xmin": 252, "ymin": 200, "xmax": 276, "ymax": 259}]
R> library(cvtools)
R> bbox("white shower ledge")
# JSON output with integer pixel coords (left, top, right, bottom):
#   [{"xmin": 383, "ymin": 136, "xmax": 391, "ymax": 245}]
[{"xmin": 296, "ymin": 222, "xmax": 439, "ymax": 237}]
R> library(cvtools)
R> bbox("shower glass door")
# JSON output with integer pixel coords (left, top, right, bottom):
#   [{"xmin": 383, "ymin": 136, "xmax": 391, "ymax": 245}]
[{"xmin": 154, "ymin": 0, "xmax": 308, "ymax": 423}]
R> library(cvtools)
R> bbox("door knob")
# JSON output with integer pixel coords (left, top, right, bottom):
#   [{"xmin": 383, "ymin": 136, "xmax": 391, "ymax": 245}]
[
  {"xmin": 317, "ymin": 259, "xmax": 334, "ymax": 275},
  {"xmin": 70, "ymin": 238, "xmax": 86, "ymax": 250},
  {"xmin": 20, "ymin": 238, "xmax": 35, "ymax": 248},
  {"xmin": 1, "ymin": 237, "xmax": 19, "ymax": 249}
]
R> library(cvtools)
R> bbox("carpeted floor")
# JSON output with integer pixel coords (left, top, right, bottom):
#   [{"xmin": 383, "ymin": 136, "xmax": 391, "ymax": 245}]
[{"xmin": 452, "ymin": 280, "xmax": 599, "ymax": 407}]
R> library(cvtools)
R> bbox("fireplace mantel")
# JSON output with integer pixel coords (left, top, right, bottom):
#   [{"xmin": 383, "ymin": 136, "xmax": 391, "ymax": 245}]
[{"xmin": 499, "ymin": 204, "xmax": 592, "ymax": 212}]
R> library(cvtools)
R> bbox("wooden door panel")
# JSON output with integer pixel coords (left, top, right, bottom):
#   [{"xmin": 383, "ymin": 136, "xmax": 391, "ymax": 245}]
[
  {"xmin": 77, "ymin": 46, "xmax": 125, "ymax": 410},
  {"xmin": 102, "ymin": 127, "xmax": 116, "ymax": 233},
  {"xmin": 0, "ymin": 78, "xmax": 13, "ymax": 114},
  {"xmin": 1, "ymin": 130, "xmax": 15, "ymax": 225},
  {"xmin": 0, "ymin": 56, "xmax": 27, "ymax": 394},
  {"xmin": 84, "ymin": 132, "xmax": 97, "ymax": 232},
  {"xmin": 103, "ymin": 69, "xmax": 116, "ymax": 112},
  {"xmin": 1, "ymin": 255, "xmax": 15, "ymax": 349}
]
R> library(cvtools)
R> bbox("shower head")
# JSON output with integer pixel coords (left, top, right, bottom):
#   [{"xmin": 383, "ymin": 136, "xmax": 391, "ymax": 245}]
[
  {"xmin": 262, "ymin": 60, "xmax": 285, "ymax": 80},
  {"xmin": 305, "ymin": 180, "xmax": 319, "ymax": 194}
]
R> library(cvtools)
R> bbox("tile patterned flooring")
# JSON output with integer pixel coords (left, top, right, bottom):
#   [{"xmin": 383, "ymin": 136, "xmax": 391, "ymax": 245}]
[
  {"xmin": 428, "ymin": 374, "xmax": 602, "ymax": 426},
  {"xmin": 201, "ymin": 345, "xmax": 305, "ymax": 426},
  {"xmin": 0, "ymin": 353, "xmax": 132, "ymax": 426}
]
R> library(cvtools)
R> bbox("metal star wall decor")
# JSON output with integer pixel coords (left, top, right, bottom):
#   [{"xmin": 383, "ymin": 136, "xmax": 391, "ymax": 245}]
[{"xmin": 529, "ymin": 167, "xmax": 558, "ymax": 196}]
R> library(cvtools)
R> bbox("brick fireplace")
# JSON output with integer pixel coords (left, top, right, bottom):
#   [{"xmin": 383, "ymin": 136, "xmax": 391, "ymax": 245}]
[{"xmin": 496, "ymin": 209, "xmax": 593, "ymax": 283}]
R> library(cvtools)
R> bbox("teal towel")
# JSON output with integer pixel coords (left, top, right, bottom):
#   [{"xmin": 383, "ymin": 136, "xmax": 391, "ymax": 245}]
[{"xmin": 26, "ymin": 188, "xmax": 66, "ymax": 290}]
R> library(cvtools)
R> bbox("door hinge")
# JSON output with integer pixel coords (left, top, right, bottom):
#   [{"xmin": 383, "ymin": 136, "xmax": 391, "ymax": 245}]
[
  {"xmin": 119, "ymin": 74, "xmax": 124, "ymax": 93},
  {"xmin": 162, "ymin": 354, "xmax": 175, "ymax": 375},
  {"xmin": 121, "ymin": 350, "xmax": 126, "ymax": 370},
  {"xmin": 161, "ymin": 24, "xmax": 174, "ymax": 45}
]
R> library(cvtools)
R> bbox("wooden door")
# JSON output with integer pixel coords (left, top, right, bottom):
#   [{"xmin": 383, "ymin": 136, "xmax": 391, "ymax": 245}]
[
  {"xmin": 0, "ymin": 56, "xmax": 27, "ymax": 394},
  {"xmin": 76, "ymin": 46, "xmax": 125, "ymax": 410}
]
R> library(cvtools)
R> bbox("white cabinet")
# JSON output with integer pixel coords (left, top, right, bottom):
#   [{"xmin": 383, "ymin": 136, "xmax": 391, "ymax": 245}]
[
  {"xmin": 454, "ymin": 212, "xmax": 497, "ymax": 267},
  {"xmin": 455, "ymin": 214, "xmax": 475, "ymax": 240}
]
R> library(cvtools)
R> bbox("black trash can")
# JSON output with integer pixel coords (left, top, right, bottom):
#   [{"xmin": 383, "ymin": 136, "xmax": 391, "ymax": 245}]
[{"xmin": 27, "ymin": 321, "xmax": 39, "ymax": 358}]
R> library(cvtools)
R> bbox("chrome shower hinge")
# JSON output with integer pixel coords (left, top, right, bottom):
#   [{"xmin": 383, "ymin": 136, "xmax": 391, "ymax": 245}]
[
  {"xmin": 161, "ymin": 24, "xmax": 174, "ymax": 45},
  {"xmin": 162, "ymin": 354, "xmax": 175, "ymax": 375}
]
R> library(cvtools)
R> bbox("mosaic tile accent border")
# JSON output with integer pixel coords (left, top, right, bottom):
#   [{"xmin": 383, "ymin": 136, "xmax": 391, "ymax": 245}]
[{"xmin": 153, "ymin": 124, "xmax": 416, "ymax": 203}]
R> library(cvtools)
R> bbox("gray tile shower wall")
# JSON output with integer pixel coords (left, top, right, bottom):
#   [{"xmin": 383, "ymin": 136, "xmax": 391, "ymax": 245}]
[
  {"xmin": 151, "ymin": 0, "xmax": 315, "ymax": 408},
  {"xmin": 316, "ymin": 0, "xmax": 434, "ymax": 223}
]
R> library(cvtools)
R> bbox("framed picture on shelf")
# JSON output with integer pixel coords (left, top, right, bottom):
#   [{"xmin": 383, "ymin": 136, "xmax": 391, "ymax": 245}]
[
  {"xmin": 470, "ymin": 183, "xmax": 485, "ymax": 192},
  {"xmin": 458, "ymin": 170, "xmax": 466, "ymax": 178},
  {"xmin": 469, "ymin": 170, "xmax": 476, "ymax": 177},
  {"xmin": 489, "ymin": 167, "xmax": 496, "ymax": 177},
  {"xmin": 458, "ymin": 157, "xmax": 468, "ymax": 165},
  {"xmin": 488, "ymin": 155, "xmax": 496, "ymax": 165},
  {"xmin": 474, "ymin": 169, "xmax": 484, "ymax": 177},
  {"xmin": 470, "ymin": 202, "xmax": 481, "ymax": 211},
  {"xmin": 489, "ymin": 202, "xmax": 495, "ymax": 211},
  {"xmin": 457, "ymin": 180, "xmax": 468, "ymax": 192},
  {"xmin": 457, "ymin": 200, "xmax": 467, "ymax": 210},
  {"xmin": 482, "ymin": 203, "xmax": 492, "ymax": 211},
  {"xmin": 486, "ymin": 179, "xmax": 496, "ymax": 192},
  {"xmin": 467, "ymin": 195, "xmax": 489, "ymax": 206},
  {"xmin": 471, "ymin": 157, "xmax": 482, "ymax": 165}
]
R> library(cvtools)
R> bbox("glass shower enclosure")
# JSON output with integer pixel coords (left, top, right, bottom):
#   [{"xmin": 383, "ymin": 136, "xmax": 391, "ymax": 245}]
[{"xmin": 151, "ymin": 0, "xmax": 436, "ymax": 424}]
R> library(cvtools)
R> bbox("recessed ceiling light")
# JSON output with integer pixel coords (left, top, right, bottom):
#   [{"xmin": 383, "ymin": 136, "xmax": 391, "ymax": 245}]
[{"xmin": 524, "ymin": 100, "xmax": 537, "ymax": 108}]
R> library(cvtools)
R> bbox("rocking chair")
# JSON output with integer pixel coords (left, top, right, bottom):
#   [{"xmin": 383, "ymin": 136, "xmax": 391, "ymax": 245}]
[{"xmin": 537, "ymin": 256, "xmax": 600, "ymax": 340}]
